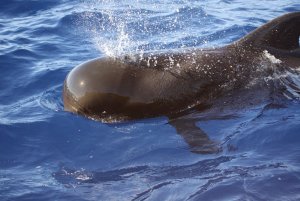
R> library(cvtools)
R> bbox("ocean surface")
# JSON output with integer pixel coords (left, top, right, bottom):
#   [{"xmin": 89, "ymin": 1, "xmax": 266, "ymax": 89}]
[{"xmin": 1, "ymin": 0, "xmax": 300, "ymax": 200}]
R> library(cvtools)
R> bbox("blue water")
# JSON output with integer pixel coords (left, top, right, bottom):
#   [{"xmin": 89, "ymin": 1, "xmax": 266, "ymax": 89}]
[{"xmin": 1, "ymin": 0, "xmax": 300, "ymax": 200}]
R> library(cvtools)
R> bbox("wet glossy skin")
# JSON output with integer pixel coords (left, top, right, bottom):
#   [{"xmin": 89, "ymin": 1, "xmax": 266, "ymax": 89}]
[
  {"xmin": 63, "ymin": 56, "xmax": 200, "ymax": 120},
  {"xmin": 63, "ymin": 47, "xmax": 254, "ymax": 121},
  {"xmin": 63, "ymin": 12, "xmax": 300, "ymax": 122}
]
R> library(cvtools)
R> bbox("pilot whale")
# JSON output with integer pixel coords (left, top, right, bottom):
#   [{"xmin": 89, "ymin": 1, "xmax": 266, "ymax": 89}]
[
  {"xmin": 63, "ymin": 12, "xmax": 300, "ymax": 120},
  {"xmin": 63, "ymin": 12, "xmax": 300, "ymax": 153}
]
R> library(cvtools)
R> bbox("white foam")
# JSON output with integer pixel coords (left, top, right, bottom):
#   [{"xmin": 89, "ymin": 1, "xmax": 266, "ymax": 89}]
[{"xmin": 262, "ymin": 50, "xmax": 282, "ymax": 64}]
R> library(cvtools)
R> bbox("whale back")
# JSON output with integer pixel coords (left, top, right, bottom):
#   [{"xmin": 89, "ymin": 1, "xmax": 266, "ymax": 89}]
[{"xmin": 238, "ymin": 12, "xmax": 300, "ymax": 52}]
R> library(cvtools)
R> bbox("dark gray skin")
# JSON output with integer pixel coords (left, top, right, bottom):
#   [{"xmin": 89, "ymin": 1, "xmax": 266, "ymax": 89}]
[{"xmin": 63, "ymin": 12, "xmax": 300, "ymax": 153}]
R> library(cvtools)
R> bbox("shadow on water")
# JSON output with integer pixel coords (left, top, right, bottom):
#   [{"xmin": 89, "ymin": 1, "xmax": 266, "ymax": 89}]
[{"xmin": 52, "ymin": 155, "xmax": 287, "ymax": 200}]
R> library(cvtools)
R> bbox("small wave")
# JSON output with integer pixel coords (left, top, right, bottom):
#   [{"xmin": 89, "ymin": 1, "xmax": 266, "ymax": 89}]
[
  {"xmin": 32, "ymin": 42, "xmax": 61, "ymax": 55},
  {"xmin": 53, "ymin": 165, "xmax": 147, "ymax": 185},
  {"xmin": 262, "ymin": 58, "xmax": 300, "ymax": 100},
  {"xmin": 278, "ymin": 69, "xmax": 300, "ymax": 100},
  {"xmin": 0, "ymin": 0, "xmax": 60, "ymax": 17},
  {"xmin": 13, "ymin": 37, "xmax": 32, "ymax": 45},
  {"xmin": 58, "ymin": 11, "xmax": 108, "ymax": 29},
  {"xmin": 9, "ymin": 48, "xmax": 40, "ymax": 59},
  {"xmin": 283, "ymin": 4, "xmax": 300, "ymax": 12},
  {"xmin": 40, "ymin": 86, "xmax": 64, "ymax": 112},
  {"xmin": 52, "ymin": 157, "xmax": 286, "ymax": 201},
  {"xmin": 0, "ymin": 95, "xmax": 51, "ymax": 125},
  {"xmin": 26, "ymin": 11, "xmax": 109, "ymax": 39}
]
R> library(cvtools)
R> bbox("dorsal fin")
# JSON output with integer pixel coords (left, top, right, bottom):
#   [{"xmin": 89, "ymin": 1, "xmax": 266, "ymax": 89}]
[{"xmin": 237, "ymin": 12, "xmax": 300, "ymax": 51}]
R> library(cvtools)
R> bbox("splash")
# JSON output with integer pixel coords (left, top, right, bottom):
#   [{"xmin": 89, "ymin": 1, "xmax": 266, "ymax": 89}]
[
  {"xmin": 77, "ymin": 0, "xmax": 211, "ymax": 58},
  {"xmin": 73, "ymin": 0, "xmax": 136, "ymax": 57},
  {"xmin": 261, "ymin": 50, "xmax": 300, "ymax": 100},
  {"xmin": 93, "ymin": 23, "xmax": 131, "ymax": 57},
  {"xmin": 262, "ymin": 50, "xmax": 282, "ymax": 64},
  {"xmin": 243, "ymin": 50, "xmax": 300, "ymax": 100}
]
